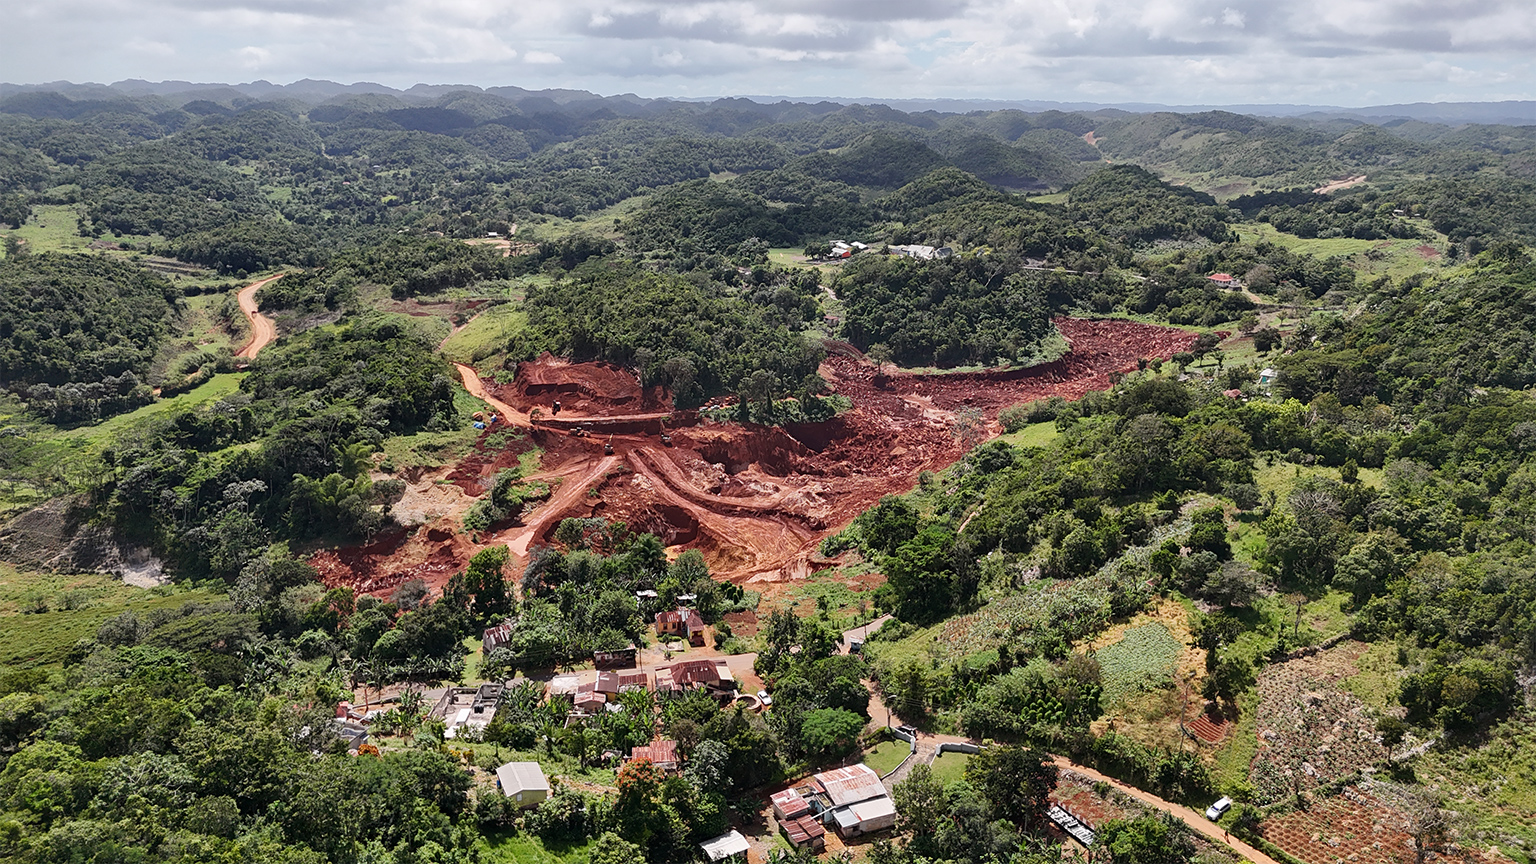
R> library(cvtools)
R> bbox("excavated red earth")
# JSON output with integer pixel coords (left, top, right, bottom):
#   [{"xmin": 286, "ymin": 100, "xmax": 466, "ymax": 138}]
[{"xmin": 313, "ymin": 318, "xmax": 1197, "ymax": 598}]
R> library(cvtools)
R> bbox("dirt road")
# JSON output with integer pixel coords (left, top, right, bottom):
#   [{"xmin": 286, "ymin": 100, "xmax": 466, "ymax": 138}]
[
  {"xmin": 497, "ymin": 453, "xmax": 619, "ymax": 558},
  {"xmin": 1313, "ymin": 174, "xmax": 1366, "ymax": 194},
  {"xmin": 455, "ymin": 363, "xmax": 531, "ymax": 426},
  {"xmin": 234, "ymin": 274, "xmax": 283, "ymax": 359},
  {"xmin": 1048, "ymin": 757, "xmax": 1281, "ymax": 864}
]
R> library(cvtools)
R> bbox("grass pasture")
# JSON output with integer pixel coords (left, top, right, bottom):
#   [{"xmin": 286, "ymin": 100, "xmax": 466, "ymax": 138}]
[
  {"xmin": 997, "ymin": 420, "xmax": 1060, "ymax": 449},
  {"xmin": 862, "ymin": 739, "xmax": 911, "ymax": 776},
  {"xmin": 57, "ymin": 373, "xmax": 247, "ymax": 448},
  {"xmin": 481, "ymin": 832, "xmax": 593, "ymax": 864},
  {"xmin": 1234, "ymin": 222, "xmax": 1456, "ymax": 281},
  {"xmin": 0, "ymin": 562, "xmax": 221, "ymax": 669},
  {"xmin": 149, "ymin": 291, "xmax": 248, "ymax": 388},
  {"xmin": 928, "ymin": 751, "xmax": 971, "ymax": 788},
  {"xmin": 442, "ymin": 304, "xmax": 528, "ymax": 365}
]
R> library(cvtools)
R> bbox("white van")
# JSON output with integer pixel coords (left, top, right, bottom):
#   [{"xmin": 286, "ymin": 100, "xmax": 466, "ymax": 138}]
[{"xmin": 1205, "ymin": 796, "xmax": 1233, "ymax": 821}]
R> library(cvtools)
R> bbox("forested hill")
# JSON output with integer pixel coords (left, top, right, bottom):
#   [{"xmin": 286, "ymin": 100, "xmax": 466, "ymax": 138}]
[{"xmin": 4, "ymin": 80, "xmax": 1536, "ymax": 864}]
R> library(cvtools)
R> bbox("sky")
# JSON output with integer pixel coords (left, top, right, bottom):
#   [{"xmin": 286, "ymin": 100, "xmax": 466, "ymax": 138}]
[{"xmin": 4, "ymin": 0, "xmax": 1535, "ymax": 107}]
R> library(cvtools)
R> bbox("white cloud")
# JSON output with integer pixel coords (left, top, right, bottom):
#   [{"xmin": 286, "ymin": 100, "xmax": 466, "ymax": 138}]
[
  {"xmin": 126, "ymin": 37, "xmax": 176, "ymax": 57},
  {"xmin": 0, "ymin": 0, "xmax": 1532, "ymax": 105},
  {"xmin": 236, "ymin": 45, "xmax": 272, "ymax": 70}
]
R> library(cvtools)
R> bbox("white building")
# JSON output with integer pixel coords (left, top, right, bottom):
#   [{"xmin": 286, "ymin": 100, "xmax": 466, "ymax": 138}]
[
  {"xmin": 496, "ymin": 762, "xmax": 550, "ymax": 808},
  {"xmin": 890, "ymin": 244, "xmax": 954, "ymax": 261},
  {"xmin": 700, "ymin": 829, "xmax": 750, "ymax": 862}
]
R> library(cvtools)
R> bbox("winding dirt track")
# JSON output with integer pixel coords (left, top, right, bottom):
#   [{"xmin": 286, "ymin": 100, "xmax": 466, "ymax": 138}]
[{"xmin": 234, "ymin": 274, "xmax": 283, "ymax": 359}]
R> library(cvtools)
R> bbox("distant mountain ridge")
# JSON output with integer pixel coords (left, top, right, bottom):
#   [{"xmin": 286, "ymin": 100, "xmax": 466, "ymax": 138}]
[{"xmin": 1, "ymin": 78, "xmax": 1533, "ymax": 124}]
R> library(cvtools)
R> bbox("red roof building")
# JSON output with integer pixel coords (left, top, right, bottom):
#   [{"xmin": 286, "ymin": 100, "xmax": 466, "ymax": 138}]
[
  {"xmin": 771, "ymin": 788, "xmax": 811, "ymax": 821},
  {"xmin": 656, "ymin": 607, "xmax": 707, "ymax": 646},
  {"xmin": 630, "ymin": 739, "xmax": 680, "ymax": 772},
  {"xmin": 783, "ymin": 815, "xmax": 826, "ymax": 850}
]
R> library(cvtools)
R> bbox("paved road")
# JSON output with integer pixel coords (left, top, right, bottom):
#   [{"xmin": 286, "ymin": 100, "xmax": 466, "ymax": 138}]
[
  {"xmin": 840, "ymin": 614, "xmax": 891, "ymax": 654},
  {"xmin": 234, "ymin": 274, "xmax": 283, "ymax": 359}
]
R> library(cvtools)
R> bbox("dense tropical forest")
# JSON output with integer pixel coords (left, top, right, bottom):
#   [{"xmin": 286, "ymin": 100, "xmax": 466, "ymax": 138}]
[{"xmin": 1, "ymin": 81, "xmax": 1535, "ymax": 864}]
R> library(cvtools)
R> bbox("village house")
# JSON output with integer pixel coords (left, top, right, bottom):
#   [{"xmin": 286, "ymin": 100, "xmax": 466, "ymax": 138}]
[
  {"xmin": 700, "ymin": 830, "xmax": 750, "ymax": 863},
  {"xmin": 1206, "ymin": 272, "xmax": 1241, "ymax": 288},
  {"xmin": 654, "ymin": 658, "xmax": 734, "ymax": 697},
  {"xmin": 430, "ymin": 682, "xmax": 504, "ymax": 739},
  {"xmin": 595, "ymin": 670, "xmax": 621, "ymax": 700},
  {"xmin": 547, "ymin": 674, "xmax": 580, "ymax": 699},
  {"xmin": 496, "ymin": 761, "xmax": 550, "ymax": 808},
  {"xmin": 573, "ymin": 680, "xmax": 606, "ymax": 715},
  {"xmin": 783, "ymin": 815, "xmax": 827, "ymax": 851},
  {"xmin": 890, "ymin": 244, "xmax": 953, "ymax": 261},
  {"xmin": 774, "ymin": 763, "xmax": 896, "ymax": 838},
  {"xmin": 656, "ymin": 607, "xmax": 707, "ymax": 646},
  {"xmin": 594, "ymin": 644, "xmax": 638, "ymax": 669},
  {"xmin": 617, "ymin": 669, "xmax": 652, "ymax": 693},
  {"xmin": 482, "ymin": 621, "xmax": 514, "ymax": 655},
  {"xmin": 629, "ymin": 739, "xmax": 681, "ymax": 773},
  {"xmin": 771, "ymin": 788, "xmax": 811, "ymax": 821}
]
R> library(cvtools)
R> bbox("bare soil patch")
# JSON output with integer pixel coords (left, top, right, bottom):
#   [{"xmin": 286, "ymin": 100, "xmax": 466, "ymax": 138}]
[
  {"xmin": 313, "ymin": 318, "xmax": 1197, "ymax": 598},
  {"xmin": 1313, "ymin": 175, "xmax": 1367, "ymax": 194}
]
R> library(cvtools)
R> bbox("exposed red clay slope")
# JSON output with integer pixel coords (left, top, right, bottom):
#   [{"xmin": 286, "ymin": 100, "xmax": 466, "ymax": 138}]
[{"xmin": 315, "ymin": 318, "xmax": 1196, "ymax": 598}]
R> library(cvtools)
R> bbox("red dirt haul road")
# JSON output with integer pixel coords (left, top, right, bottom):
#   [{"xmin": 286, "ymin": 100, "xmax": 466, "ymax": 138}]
[
  {"xmin": 234, "ymin": 274, "xmax": 283, "ymax": 359},
  {"xmin": 312, "ymin": 318, "xmax": 1197, "ymax": 599}
]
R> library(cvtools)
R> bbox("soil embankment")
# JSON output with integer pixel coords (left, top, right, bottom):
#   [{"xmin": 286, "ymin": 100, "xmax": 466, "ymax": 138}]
[
  {"xmin": 316, "ymin": 319, "xmax": 1197, "ymax": 599},
  {"xmin": 1313, "ymin": 174, "xmax": 1366, "ymax": 194},
  {"xmin": 234, "ymin": 274, "xmax": 283, "ymax": 359}
]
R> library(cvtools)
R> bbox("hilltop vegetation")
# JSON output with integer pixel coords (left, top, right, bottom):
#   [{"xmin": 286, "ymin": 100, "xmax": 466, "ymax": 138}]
[{"xmin": 2, "ymin": 83, "xmax": 1536, "ymax": 864}]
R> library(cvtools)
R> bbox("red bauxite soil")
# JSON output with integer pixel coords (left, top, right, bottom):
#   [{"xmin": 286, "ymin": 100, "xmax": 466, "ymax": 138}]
[{"xmin": 312, "ymin": 318, "xmax": 1197, "ymax": 598}]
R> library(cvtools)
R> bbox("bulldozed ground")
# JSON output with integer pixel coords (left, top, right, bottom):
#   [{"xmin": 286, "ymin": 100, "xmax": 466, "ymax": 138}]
[{"xmin": 310, "ymin": 317, "xmax": 1197, "ymax": 600}]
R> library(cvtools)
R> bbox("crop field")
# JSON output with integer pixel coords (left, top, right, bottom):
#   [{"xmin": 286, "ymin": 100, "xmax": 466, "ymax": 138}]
[
  {"xmin": 1412, "ymin": 719, "xmax": 1536, "ymax": 856},
  {"xmin": 1254, "ymin": 783, "xmax": 1515, "ymax": 864},
  {"xmin": 1249, "ymin": 642, "xmax": 1381, "ymax": 805},
  {"xmin": 1094, "ymin": 622, "xmax": 1184, "ymax": 704}
]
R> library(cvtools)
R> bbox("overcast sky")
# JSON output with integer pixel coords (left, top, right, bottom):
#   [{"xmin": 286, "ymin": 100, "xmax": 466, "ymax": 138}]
[{"xmin": 4, "ymin": 0, "xmax": 1534, "ymax": 106}]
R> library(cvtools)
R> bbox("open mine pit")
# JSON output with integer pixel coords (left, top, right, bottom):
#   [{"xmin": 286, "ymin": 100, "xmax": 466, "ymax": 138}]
[{"xmin": 312, "ymin": 318, "xmax": 1197, "ymax": 599}]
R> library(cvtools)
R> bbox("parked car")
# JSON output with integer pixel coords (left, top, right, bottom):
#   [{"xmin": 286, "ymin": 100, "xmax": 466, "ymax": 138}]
[
  {"xmin": 1205, "ymin": 796, "xmax": 1233, "ymax": 821},
  {"xmin": 756, "ymin": 690, "xmax": 772, "ymax": 706}
]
